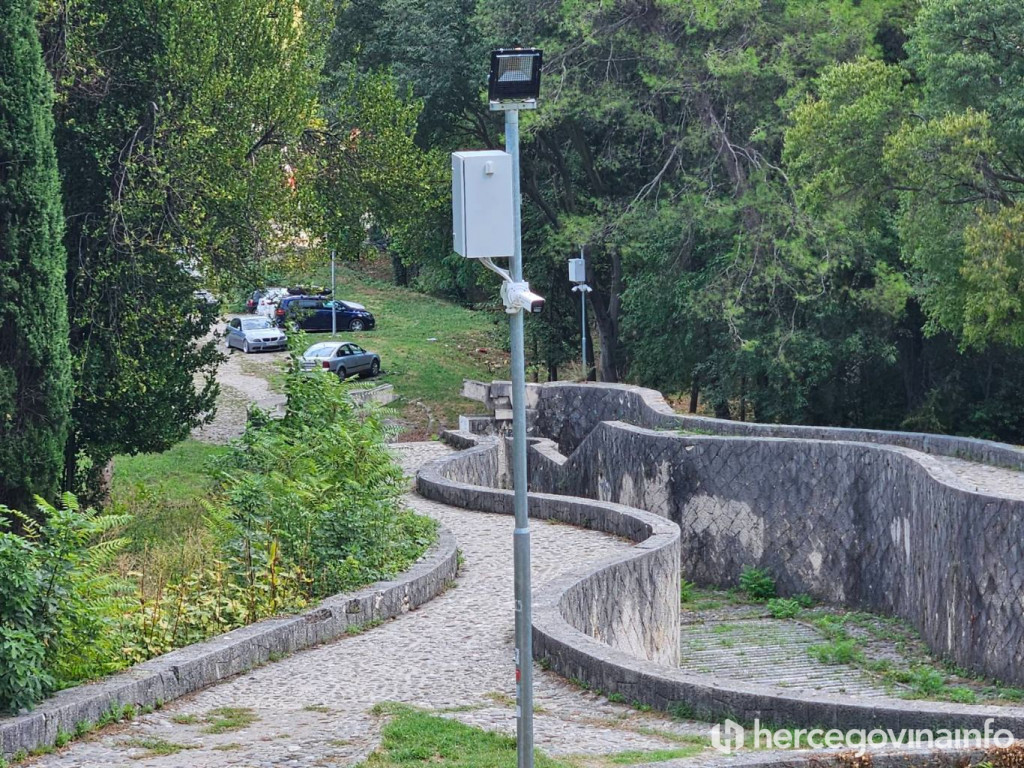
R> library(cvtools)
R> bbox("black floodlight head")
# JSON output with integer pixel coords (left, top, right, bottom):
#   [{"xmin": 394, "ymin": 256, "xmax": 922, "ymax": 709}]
[{"xmin": 488, "ymin": 48, "xmax": 543, "ymax": 102}]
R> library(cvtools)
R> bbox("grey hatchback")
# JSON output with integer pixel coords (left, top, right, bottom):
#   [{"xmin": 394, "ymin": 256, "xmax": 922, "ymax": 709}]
[{"xmin": 300, "ymin": 341, "xmax": 380, "ymax": 380}]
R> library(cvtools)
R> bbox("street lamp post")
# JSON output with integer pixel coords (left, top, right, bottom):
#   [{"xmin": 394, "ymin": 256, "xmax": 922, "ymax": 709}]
[
  {"xmin": 331, "ymin": 249, "xmax": 337, "ymax": 335},
  {"xmin": 488, "ymin": 48, "xmax": 542, "ymax": 768},
  {"xmin": 451, "ymin": 49, "xmax": 543, "ymax": 768},
  {"xmin": 569, "ymin": 247, "xmax": 592, "ymax": 379}
]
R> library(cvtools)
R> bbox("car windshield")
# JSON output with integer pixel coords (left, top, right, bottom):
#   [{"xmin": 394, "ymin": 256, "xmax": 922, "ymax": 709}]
[
  {"xmin": 241, "ymin": 318, "xmax": 274, "ymax": 330},
  {"xmin": 304, "ymin": 343, "xmax": 339, "ymax": 358}
]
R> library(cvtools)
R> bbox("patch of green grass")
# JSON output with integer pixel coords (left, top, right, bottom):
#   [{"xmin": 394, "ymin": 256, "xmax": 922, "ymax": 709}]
[
  {"xmin": 363, "ymin": 704, "xmax": 572, "ymax": 768},
  {"xmin": 346, "ymin": 618, "xmax": 386, "ymax": 635},
  {"xmin": 120, "ymin": 738, "xmax": 198, "ymax": 758},
  {"xmin": 604, "ymin": 747, "xmax": 705, "ymax": 764},
  {"xmin": 303, "ymin": 704, "xmax": 332, "ymax": 713},
  {"xmin": 213, "ymin": 743, "xmax": 243, "ymax": 751},
  {"xmin": 112, "ymin": 440, "xmax": 227, "ymax": 505},
  {"xmin": 202, "ymin": 707, "xmax": 259, "ymax": 734},
  {"xmin": 298, "ymin": 265, "xmax": 501, "ymax": 436},
  {"xmin": 807, "ymin": 639, "xmax": 863, "ymax": 665},
  {"xmin": 171, "ymin": 713, "xmax": 200, "ymax": 725}
]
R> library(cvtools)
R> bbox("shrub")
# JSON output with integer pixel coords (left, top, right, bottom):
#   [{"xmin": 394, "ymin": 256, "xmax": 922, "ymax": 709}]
[
  {"xmin": 766, "ymin": 598, "xmax": 801, "ymax": 619},
  {"xmin": 739, "ymin": 566, "xmax": 776, "ymax": 600},
  {"xmin": 679, "ymin": 580, "xmax": 697, "ymax": 603},
  {"xmin": 211, "ymin": 365, "xmax": 436, "ymax": 598},
  {"xmin": 0, "ymin": 494, "xmax": 131, "ymax": 712}
]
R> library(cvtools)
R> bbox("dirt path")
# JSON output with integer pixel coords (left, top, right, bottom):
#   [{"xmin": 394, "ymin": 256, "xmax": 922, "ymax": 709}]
[{"xmin": 190, "ymin": 317, "xmax": 289, "ymax": 444}]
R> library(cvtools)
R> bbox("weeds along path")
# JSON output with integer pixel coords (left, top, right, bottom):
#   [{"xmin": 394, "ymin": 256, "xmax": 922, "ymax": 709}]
[{"xmin": 29, "ymin": 442, "xmax": 714, "ymax": 768}]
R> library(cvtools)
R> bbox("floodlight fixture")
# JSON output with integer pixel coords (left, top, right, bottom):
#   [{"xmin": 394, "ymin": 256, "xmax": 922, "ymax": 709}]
[{"xmin": 488, "ymin": 48, "xmax": 543, "ymax": 106}]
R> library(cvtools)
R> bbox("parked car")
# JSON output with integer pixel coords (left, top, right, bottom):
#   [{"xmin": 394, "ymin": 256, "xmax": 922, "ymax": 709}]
[
  {"xmin": 225, "ymin": 316, "xmax": 287, "ymax": 353},
  {"xmin": 245, "ymin": 289, "xmax": 264, "ymax": 313},
  {"xmin": 256, "ymin": 287, "xmax": 289, "ymax": 318},
  {"xmin": 300, "ymin": 341, "xmax": 380, "ymax": 379},
  {"xmin": 275, "ymin": 296, "xmax": 375, "ymax": 332}
]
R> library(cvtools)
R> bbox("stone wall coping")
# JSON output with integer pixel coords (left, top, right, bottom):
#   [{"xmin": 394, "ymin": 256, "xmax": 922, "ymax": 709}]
[
  {"xmin": 599, "ymin": 420, "xmax": 1023, "ymax": 503},
  {"xmin": 464, "ymin": 379, "xmax": 1024, "ymax": 472},
  {"xmin": 0, "ymin": 525, "xmax": 458, "ymax": 759},
  {"xmin": 422, "ymin": 430, "xmax": 1024, "ymax": 733}
]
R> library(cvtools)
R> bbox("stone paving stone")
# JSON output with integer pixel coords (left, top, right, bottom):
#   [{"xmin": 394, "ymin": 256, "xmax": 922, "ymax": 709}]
[
  {"xmin": 27, "ymin": 442, "xmax": 709, "ymax": 768},
  {"xmin": 678, "ymin": 619, "xmax": 890, "ymax": 698}
]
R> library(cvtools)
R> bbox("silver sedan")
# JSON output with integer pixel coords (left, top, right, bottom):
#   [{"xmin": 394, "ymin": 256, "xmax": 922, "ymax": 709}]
[
  {"xmin": 300, "ymin": 341, "xmax": 380, "ymax": 379},
  {"xmin": 225, "ymin": 316, "xmax": 287, "ymax": 353}
]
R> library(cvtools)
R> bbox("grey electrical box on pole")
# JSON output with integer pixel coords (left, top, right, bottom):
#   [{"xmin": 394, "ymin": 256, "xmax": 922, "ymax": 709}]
[
  {"xmin": 452, "ymin": 150, "xmax": 515, "ymax": 258},
  {"xmin": 568, "ymin": 257, "xmax": 586, "ymax": 283}
]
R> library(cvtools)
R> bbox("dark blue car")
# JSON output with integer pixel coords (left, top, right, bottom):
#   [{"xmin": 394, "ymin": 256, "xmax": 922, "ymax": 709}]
[{"xmin": 275, "ymin": 296, "xmax": 376, "ymax": 332}]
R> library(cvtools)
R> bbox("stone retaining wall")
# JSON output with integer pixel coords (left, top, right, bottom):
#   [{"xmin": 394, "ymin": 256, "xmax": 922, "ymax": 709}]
[
  {"xmin": 464, "ymin": 379, "xmax": 1024, "ymax": 471},
  {"xmin": 421, "ymin": 429, "xmax": 1024, "ymax": 731},
  {"xmin": 415, "ymin": 434, "xmax": 680, "ymax": 667},
  {"xmin": 0, "ymin": 527, "xmax": 458, "ymax": 760},
  {"xmin": 525, "ymin": 421, "xmax": 1024, "ymax": 687}
]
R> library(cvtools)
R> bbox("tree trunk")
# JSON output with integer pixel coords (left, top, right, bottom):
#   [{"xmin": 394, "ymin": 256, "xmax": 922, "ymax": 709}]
[
  {"xmin": 392, "ymin": 254, "xmax": 409, "ymax": 287},
  {"xmin": 588, "ymin": 248, "xmax": 623, "ymax": 383},
  {"xmin": 689, "ymin": 378, "xmax": 699, "ymax": 413}
]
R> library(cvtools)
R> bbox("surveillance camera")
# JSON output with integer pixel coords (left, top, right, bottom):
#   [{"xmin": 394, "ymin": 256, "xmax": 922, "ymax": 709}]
[{"xmin": 501, "ymin": 280, "xmax": 545, "ymax": 314}]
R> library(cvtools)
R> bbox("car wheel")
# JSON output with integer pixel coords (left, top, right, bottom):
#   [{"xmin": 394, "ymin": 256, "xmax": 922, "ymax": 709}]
[
  {"xmin": 288, "ymin": 321, "xmax": 300, "ymax": 332},
  {"xmin": 337, "ymin": 367, "xmax": 347, "ymax": 381},
  {"xmin": 369, "ymin": 359, "xmax": 380, "ymax": 377},
  {"xmin": 349, "ymin": 318, "xmax": 365, "ymax": 332},
  {"xmin": 242, "ymin": 339, "xmax": 250, "ymax": 354}
]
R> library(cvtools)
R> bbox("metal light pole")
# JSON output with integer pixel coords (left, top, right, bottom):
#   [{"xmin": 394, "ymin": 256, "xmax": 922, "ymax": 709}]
[
  {"xmin": 569, "ymin": 247, "xmax": 592, "ymax": 380},
  {"xmin": 489, "ymin": 48, "xmax": 543, "ymax": 768},
  {"xmin": 504, "ymin": 106, "xmax": 534, "ymax": 768},
  {"xmin": 452, "ymin": 50, "xmax": 543, "ymax": 768},
  {"xmin": 330, "ymin": 249, "xmax": 337, "ymax": 335}
]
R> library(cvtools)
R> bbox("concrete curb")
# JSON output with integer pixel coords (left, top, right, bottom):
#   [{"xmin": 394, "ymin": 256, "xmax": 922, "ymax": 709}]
[
  {"xmin": 418, "ymin": 433, "xmax": 1024, "ymax": 734},
  {"xmin": 0, "ymin": 525, "xmax": 458, "ymax": 759}
]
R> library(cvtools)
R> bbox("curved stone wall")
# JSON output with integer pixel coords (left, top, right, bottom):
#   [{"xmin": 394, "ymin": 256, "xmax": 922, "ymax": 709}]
[
  {"xmin": 526, "ymin": 421, "xmax": 1024, "ymax": 687},
  {"xmin": 459, "ymin": 379, "xmax": 1024, "ymax": 685},
  {"xmin": 421, "ymin": 428, "xmax": 1024, "ymax": 731},
  {"xmin": 512, "ymin": 380, "xmax": 1024, "ymax": 471},
  {"xmin": 415, "ymin": 434, "xmax": 680, "ymax": 667}
]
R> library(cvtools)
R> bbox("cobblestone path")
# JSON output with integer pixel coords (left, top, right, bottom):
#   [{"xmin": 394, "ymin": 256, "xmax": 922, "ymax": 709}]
[{"xmin": 29, "ymin": 442, "xmax": 711, "ymax": 768}]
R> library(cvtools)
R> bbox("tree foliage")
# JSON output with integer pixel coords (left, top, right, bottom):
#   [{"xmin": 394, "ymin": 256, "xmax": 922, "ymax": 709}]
[
  {"xmin": 0, "ymin": 0, "xmax": 72, "ymax": 512},
  {"xmin": 39, "ymin": 0, "xmax": 330, "ymax": 493}
]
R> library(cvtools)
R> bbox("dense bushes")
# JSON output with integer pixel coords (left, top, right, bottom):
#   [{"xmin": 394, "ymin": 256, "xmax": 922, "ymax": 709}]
[
  {"xmin": 211, "ymin": 365, "xmax": 434, "ymax": 598},
  {"xmin": 0, "ymin": 495, "xmax": 130, "ymax": 712},
  {"xmin": 0, "ymin": 370, "xmax": 435, "ymax": 714}
]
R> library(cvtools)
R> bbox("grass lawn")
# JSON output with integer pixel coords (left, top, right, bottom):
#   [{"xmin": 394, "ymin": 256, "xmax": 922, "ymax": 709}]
[
  {"xmin": 112, "ymin": 440, "xmax": 227, "ymax": 503},
  {"xmin": 365, "ymin": 704, "xmax": 706, "ymax": 768},
  {"xmin": 110, "ymin": 440, "xmax": 230, "ymax": 584},
  {"xmin": 296, "ymin": 265, "xmax": 503, "ymax": 437}
]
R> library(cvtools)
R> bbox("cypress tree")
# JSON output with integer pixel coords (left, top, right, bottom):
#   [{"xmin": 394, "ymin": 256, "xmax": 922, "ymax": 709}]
[{"xmin": 0, "ymin": 0, "xmax": 72, "ymax": 512}]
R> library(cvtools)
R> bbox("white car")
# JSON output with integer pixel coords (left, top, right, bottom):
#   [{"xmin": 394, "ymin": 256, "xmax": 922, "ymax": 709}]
[
  {"xmin": 225, "ymin": 316, "xmax": 287, "ymax": 353},
  {"xmin": 255, "ymin": 287, "xmax": 289, "ymax": 318}
]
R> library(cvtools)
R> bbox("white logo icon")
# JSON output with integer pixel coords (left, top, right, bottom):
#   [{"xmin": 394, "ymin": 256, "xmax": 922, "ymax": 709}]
[{"xmin": 710, "ymin": 719, "xmax": 745, "ymax": 753}]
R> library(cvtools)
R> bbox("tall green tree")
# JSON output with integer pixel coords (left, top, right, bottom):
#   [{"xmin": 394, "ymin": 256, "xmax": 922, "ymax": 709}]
[
  {"xmin": 39, "ymin": 0, "xmax": 328, "ymax": 492},
  {"xmin": 0, "ymin": 0, "xmax": 72, "ymax": 511}
]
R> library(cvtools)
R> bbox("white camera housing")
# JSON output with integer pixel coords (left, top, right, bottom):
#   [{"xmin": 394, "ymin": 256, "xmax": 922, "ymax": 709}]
[{"xmin": 501, "ymin": 280, "xmax": 545, "ymax": 314}]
